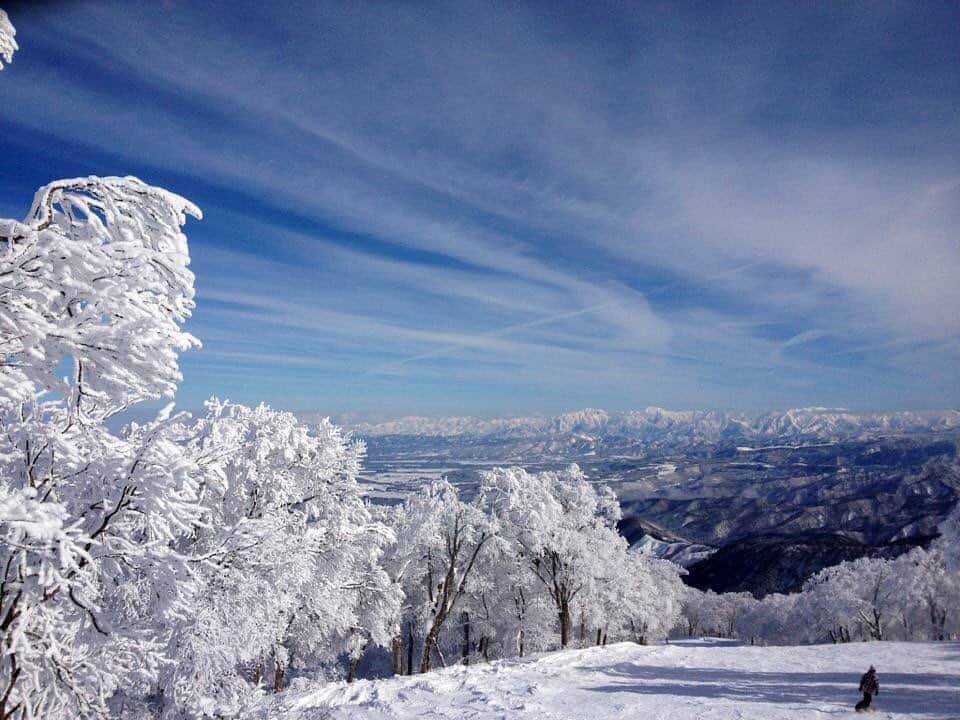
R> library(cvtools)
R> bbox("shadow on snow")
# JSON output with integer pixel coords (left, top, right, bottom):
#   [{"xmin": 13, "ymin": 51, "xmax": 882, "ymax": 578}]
[{"xmin": 583, "ymin": 661, "xmax": 959, "ymax": 717}]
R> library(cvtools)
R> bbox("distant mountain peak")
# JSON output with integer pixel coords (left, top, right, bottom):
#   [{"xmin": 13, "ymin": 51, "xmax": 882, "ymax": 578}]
[{"xmin": 350, "ymin": 407, "xmax": 960, "ymax": 443}]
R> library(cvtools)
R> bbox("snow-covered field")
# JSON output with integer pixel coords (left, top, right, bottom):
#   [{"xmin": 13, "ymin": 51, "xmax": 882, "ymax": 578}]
[{"xmin": 245, "ymin": 640, "xmax": 960, "ymax": 720}]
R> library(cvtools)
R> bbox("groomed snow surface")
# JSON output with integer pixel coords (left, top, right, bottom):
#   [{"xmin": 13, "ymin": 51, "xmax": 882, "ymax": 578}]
[{"xmin": 245, "ymin": 640, "xmax": 960, "ymax": 720}]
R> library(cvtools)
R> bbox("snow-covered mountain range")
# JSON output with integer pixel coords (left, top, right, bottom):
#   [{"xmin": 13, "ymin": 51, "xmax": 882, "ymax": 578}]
[{"xmin": 352, "ymin": 406, "xmax": 960, "ymax": 448}]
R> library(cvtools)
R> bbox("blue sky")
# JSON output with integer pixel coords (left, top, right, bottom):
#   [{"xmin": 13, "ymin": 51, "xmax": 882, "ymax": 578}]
[{"xmin": 1, "ymin": 1, "xmax": 958, "ymax": 418}]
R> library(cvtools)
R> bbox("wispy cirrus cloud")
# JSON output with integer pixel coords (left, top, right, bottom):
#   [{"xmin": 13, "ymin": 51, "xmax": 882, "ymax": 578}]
[{"xmin": 0, "ymin": 1, "xmax": 957, "ymax": 415}]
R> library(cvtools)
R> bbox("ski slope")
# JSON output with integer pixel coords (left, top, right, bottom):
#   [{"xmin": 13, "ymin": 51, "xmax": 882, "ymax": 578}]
[{"xmin": 244, "ymin": 640, "xmax": 960, "ymax": 720}]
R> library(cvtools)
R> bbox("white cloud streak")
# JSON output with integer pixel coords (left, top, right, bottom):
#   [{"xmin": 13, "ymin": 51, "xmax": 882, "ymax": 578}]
[{"xmin": 1, "ymin": 1, "xmax": 956, "ymax": 411}]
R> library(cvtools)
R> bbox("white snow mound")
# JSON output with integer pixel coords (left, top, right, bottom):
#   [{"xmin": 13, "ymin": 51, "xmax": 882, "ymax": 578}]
[{"xmin": 243, "ymin": 640, "xmax": 960, "ymax": 719}]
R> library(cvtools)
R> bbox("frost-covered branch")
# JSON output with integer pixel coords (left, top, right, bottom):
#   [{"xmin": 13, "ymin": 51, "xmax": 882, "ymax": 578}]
[
  {"xmin": 0, "ymin": 177, "xmax": 203, "ymax": 720},
  {"xmin": 0, "ymin": 10, "xmax": 16, "ymax": 70},
  {"xmin": 0, "ymin": 176, "xmax": 201, "ymax": 421}
]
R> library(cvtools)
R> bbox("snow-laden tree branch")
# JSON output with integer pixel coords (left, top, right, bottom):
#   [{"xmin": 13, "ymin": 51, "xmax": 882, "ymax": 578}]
[
  {"xmin": 0, "ymin": 10, "xmax": 16, "ymax": 70},
  {"xmin": 477, "ymin": 465, "xmax": 636, "ymax": 649},
  {"xmin": 0, "ymin": 176, "xmax": 201, "ymax": 422},
  {"xmin": 0, "ymin": 177, "xmax": 204, "ymax": 720}
]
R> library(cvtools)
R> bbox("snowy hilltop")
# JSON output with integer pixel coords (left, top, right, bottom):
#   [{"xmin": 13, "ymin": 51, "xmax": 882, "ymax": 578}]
[{"xmin": 244, "ymin": 640, "xmax": 960, "ymax": 720}]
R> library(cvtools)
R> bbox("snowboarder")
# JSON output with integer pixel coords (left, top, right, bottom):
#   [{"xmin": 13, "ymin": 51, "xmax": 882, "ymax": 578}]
[{"xmin": 855, "ymin": 665, "xmax": 879, "ymax": 712}]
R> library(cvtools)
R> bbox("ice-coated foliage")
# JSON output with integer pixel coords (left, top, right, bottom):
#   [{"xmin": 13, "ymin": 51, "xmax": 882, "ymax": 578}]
[
  {"xmin": 682, "ymin": 537, "xmax": 960, "ymax": 645},
  {"xmin": 389, "ymin": 479, "xmax": 494, "ymax": 673},
  {"xmin": 0, "ymin": 177, "xmax": 201, "ymax": 421},
  {"xmin": 478, "ymin": 465, "xmax": 626, "ymax": 647},
  {"xmin": 0, "ymin": 9, "xmax": 16, "ymax": 69},
  {"xmin": 162, "ymin": 401, "xmax": 398, "ymax": 717},
  {"xmin": 0, "ymin": 177, "xmax": 203, "ymax": 719}
]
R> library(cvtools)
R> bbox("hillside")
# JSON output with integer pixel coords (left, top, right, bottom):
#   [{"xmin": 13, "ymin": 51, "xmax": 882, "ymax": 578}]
[
  {"xmin": 243, "ymin": 640, "xmax": 960, "ymax": 719},
  {"xmin": 682, "ymin": 533, "xmax": 932, "ymax": 595}
]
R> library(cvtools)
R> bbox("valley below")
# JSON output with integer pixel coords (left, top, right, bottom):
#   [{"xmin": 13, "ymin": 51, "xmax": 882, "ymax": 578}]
[{"xmin": 354, "ymin": 407, "xmax": 960, "ymax": 595}]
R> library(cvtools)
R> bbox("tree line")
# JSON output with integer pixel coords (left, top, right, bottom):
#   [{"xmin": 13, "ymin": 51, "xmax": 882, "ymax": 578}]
[{"xmin": 681, "ymin": 533, "xmax": 960, "ymax": 647}]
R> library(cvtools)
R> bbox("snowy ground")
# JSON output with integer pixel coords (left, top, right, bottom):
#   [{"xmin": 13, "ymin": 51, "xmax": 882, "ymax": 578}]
[{"xmin": 244, "ymin": 640, "xmax": 960, "ymax": 720}]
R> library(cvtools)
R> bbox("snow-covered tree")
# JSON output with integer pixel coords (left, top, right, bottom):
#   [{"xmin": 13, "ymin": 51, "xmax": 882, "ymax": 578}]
[
  {"xmin": 0, "ymin": 9, "xmax": 16, "ymax": 69},
  {"xmin": 616, "ymin": 553, "xmax": 686, "ymax": 644},
  {"xmin": 714, "ymin": 591, "xmax": 754, "ymax": 639},
  {"xmin": 734, "ymin": 592, "xmax": 798, "ymax": 645},
  {"xmin": 163, "ymin": 400, "xmax": 398, "ymax": 716},
  {"xmin": 680, "ymin": 587, "xmax": 703, "ymax": 638},
  {"xmin": 890, "ymin": 546, "xmax": 959, "ymax": 641},
  {"xmin": 0, "ymin": 177, "xmax": 203, "ymax": 719},
  {"xmin": 937, "ymin": 506, "xmax": 960, "ymax": 574},
  {"xmin": 478, "ymin": 465, "xmax": 626, "ymax": 648},
  {"xmin": 803, "ymin": 556, "xmax": 900, "ymax": 641},
  {"xmin": 0, "ymin": 176, "xmax": 200, "ymax": 418},
  {"xmin": 391, "ymin": 480, "xmax": 493, "ymax": 673},
  {"xmin": 680, "ymin": 589, "xmax": 754, "ymax": 640},
  {"xmin": 722, "ymin": 536, "xmax": 960, "ymax": 646},
  {"xmin": 461, "ymin": 530, "xmax": 557, "ymax": 660}
]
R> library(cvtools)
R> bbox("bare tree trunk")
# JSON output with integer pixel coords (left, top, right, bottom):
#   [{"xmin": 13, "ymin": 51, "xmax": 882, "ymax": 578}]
[
  {"xmin": 830, "ymin": 625, "xmax": 851, "ymax": 643},
  {"xmin": 273, "ymin": 660, "xmax": 285, "ymax": 693},
  {"xmin": 595, "ymin": 628, "xmax": 602, "ymax": 646},
  {"xmin": 559, "ymin": 600, "xmax": 571, "ymax": 648},
  {"xmin": 419, "ymin": 520, "xmax": 490, "ymax": 674},
  {"xmin": 0, "ymin": 655, "xmax": 23, "ymax": 720},
  {"xmin": 462, "ymin": 611, "xmax": 470, "ymax": 665},
  {"xmin": 347, "ymin": 656, "xmax": 360, "ymax": 683},
  {"xmin": 421, "ymin": 625, "xmax": 441, "ymax": 673},
  {"xmin": 406, "ymin": 622, "xmax": 414, "ymax": 675},
  {"xmin": 513, "ymin": 585, "xmax": 526, "ymax": 658},
  {"xmin": 859, "ymin": 608, "xmax": 884, "ymax": 641},
  {"xmin": 347, "ymin": 633, "xmax": 369, "ymax": 683},
  {"xmin": 392, "ymin": 635, "xmax": 403, "ymax": 675}
]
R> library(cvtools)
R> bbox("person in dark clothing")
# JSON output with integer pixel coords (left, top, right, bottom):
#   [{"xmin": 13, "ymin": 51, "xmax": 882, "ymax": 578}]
[{"xmin": 856, "ymin": 666, "xmax": 880, "ymax": 712}]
